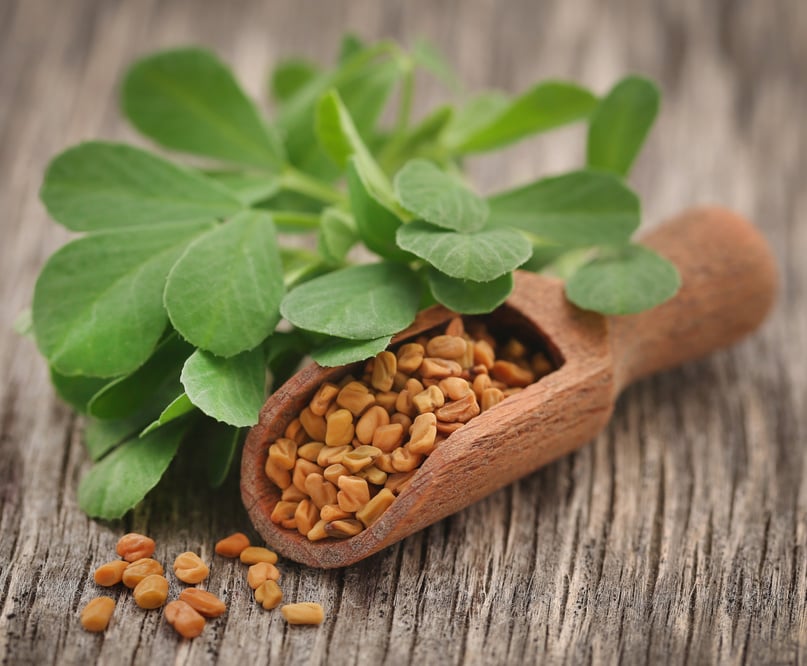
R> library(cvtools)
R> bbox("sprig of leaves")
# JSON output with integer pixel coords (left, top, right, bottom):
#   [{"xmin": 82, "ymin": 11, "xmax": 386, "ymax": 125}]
[{"xmin": 24, "ymin": 35, "xmax": 675, "ymax": 518}]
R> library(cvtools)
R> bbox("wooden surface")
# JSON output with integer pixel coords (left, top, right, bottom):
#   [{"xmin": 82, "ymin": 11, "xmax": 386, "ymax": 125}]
[{"xmin": 1, "ymin": 0, "xmax": 805, "ymax": 663}]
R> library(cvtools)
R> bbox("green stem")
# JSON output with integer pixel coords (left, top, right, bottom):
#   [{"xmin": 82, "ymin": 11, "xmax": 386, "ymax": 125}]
[
  {"xmin": 280, "ymin": 167, "xmax": 345, "ymax": 205},
  {"xmin": 395, "ymin": 62, "xmax": 415, "ymax": 135},
  {"xmin": 265, "ymin": 210, "xmax": 321, "ymax": 231}
]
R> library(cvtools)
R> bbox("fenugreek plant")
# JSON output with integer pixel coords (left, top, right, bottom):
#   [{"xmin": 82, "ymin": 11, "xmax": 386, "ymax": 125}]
[{"xmin": 19, "ymin": 35, "xmax": 676, "ymax": 518}]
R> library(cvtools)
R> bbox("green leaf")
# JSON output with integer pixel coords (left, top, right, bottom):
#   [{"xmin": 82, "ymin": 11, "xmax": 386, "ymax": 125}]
[
  {"xmin": 13, "ymin": 308, "xmax": 33, "ymax": 337},
  {"xmin": 40, "ymin": 143, "xmax": 243, "ymax": 232},
  {"xmin": 317, "ymin": 208, "xmax": 358, "ymax": 265},
  {"xmin": 280, "ymin": 247, "xmax": 330, "ymax": 289},
  {"xmin": 198, "ymin": 419, "xmax": 243, "ymax": 488},
  {"xmin": 85, "ymin": 416, "xmax": 145, "ymax": 462},
  {"xmin": 181, "ymin": 348, "xmax": 266, "ymax": 427},
  {"xmin": 87, "ymin": 334, "xmax": 192, "ymax": 419},
  {"xmin": 32, "ymin": 222, "xmax": 212, "ymax": 378},
  {"xmin": 448, "ymin": 81, "xmax": 598, "ymax": 153},
  {"xmin": 427, "ymin": 268, "xmax": 513, "ymax": 314},
  {"xmin": 311, "ymin": 335, "xmax": 392, "ymax": 367},
  {"xmin": 78, "ymin": 421, "xmax": 187, "ymax": 519},
  {"xmin": 50, "ymin": 369, "xmax": 109, "ymax": 413},
  {"xmin": 346, "ymin": 159, "xmax": 413, "ymax": 262},
  {"xmin": 394, "ymin": 159, "xmax": 489, "ymax": 232},
  {"xmin": 270, "ymin": 59, "xmax": 320, "ymax": 104},
  {"xmin": 587, "ymin": 76, "xmax": 660, "ymax": 177},
  {"xmin": 338, "ymin": 34, "xmax": 367, "ymax": 63},
  {"xmin": 164, "ymin": 211, "xmax": 285, "ymax": 357},
  {"xmin": 140, "ymin": 393, "xmax": 195, "ymax": 437},
  {"xmin": 123, "ymin": 48, "xmax": 285, "ymax": 170},
  {"xmin": 488, "ymin": 170, "xmax": 640, "ymax": 246},
  {"xmin": 204, "ymin": 171, "xmax": 280, "ymax": 206},
  {"xmin": 441, "ymin": 92, "xmax": 509, "ymax": 150},
  {"xmin": 280, "ymin": 262, "xmax": 421, "ymax": 339},
  {"xmin": 396, "ymin": 221, "xmax": 532, "ymax": 282},
  {"xmin": 412, "ymin": 39, "xmax": 461, "ymax": 92},
  {"xmin": 565, "ymin": 245, "xmax": 680, "ymax": 315}
]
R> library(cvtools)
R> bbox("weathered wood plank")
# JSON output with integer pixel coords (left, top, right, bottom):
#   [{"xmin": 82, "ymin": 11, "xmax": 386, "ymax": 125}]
[{"xmin": 1, "ymin": 0, "xmax": 805, "ymax": 664}]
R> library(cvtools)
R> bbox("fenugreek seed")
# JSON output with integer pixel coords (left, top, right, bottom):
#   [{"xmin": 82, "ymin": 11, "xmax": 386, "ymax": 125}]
[
  {"xmin": 133, "ymin": 574, "xmax": 169, "ymax": 609},
  {"xmin": 325, "ymin": 519, "xmax": 363, "ymax": 539},
  {"xmin": 375, "ymin": 391, "xmax": 398, "ymax": 413},
  {"xmin": 336, "ymin": 381, "xmax": 375, "ymax": 416},
  {"xmin": 281, "ymin": 484, "xmax": 308, "ymax": 502},
  {"xmin": 173, "ymin": 552, "xmax": 209, "ymax": 585},
  {"xmin": 323, "ymin": 463, "xmax": 348, "ymax": 485},
  {"xmin": 336, "ymin": 475, "xmax": 370, "ymax": 513},
  {"xmin": 320, "ymin": 504, "xmax": 351, "ymax": 522},
  {"xmin": 355, "ymin": 405, "xmax": 390, "ymax": 445},
  {"xmin": 299, "ymin": 407, "xmax": 327, "ymax": 442},
  {"xmin": 116, "ymin": 533, "xmax": 155, "ymax": 562},
  {"xmin": 421, "ymin": 377, "xmax": 439, "ymax": 387},
  {"xmin": 164, "ymin": 600, "xmax": 206, "ymax": 639},
  {"xmin": 247, "ymin": 561, "xmax": 280, "ymax": 589},
  {"xmin": 284, "ymin": 418, "xmax": 308, "ymax": 445},
  {"xmin": 491, "ymin": 360, "xmax": 534, "ymax": 387},
  {"xmin": 436, "ymin": 420, "xmax": 464, "ymax": 435},
  {"xmin": 342, "ymin": 445, "xmax": 382, "ymax": 473},
  {"xmin": 122, "ymin": 558, "xmax": 164, "ymax": 588},
  {"xmin": 281, "ymin": 516, "xmax": 297, "ymax": 530},
  {"xmin": 255, "ymin": 580, "xmax": 283, "ymax": 610},
  {"xmin": 390, "ymin": 412, "xmax": 412, "ymax": 432},
  {"xmin": 404, "ymin": 377, "xmax": 425, "ymax": 396},
  {"xmin": 391, "ymin": 447, "xmax": 423, "ymax": 472},
  {"xmin": 356, "ymin": 488, "xmax": 396, "ymax": 527},
  {"xmin": 316, "ymin": 444, "xmax": 351, "ymax": 467},
  {"xmin": 531, "ymin": 352, "xmax": 553, "ymax": 377},
  {"xmin": 420, "ymin": 357, "xmax": 462, "ymax": 379},
  {"xmin": 325, "ymin": 409, "xmax": 355, "ymax": 447},
  {"xmin": 482, "ymin": 388, "xmax": 504, "ymax": 412},
  {"xmin": 445, "ymin": 316, "xmax": 465, "ymax": 337},
  {"xmin": 310, "ymin": 382, "xmax": 339, "ymax": 416},
  {"xmin": 473, "ymin": 339, "xmax": 495, "ymax": 369},
  {"xmin": 268, "ymin": 438, "xmax": 298, "ymax": 470},
  {"xmin": 434, "ymin": 393, "xmax": 480, "ymax": 423},
  {"xmin": 392, "ymin": 371, "xmax": 409, "ymax": 391},
  {"xmin": 502, "ymin": 338, "xmax": 527, "ymax": 360},
  {"xmin": 80, "ymin": 597, "xmax": 115, "ymax": 632},
  {"xmin": 408, "ymin": 413, "xmax": 437, "ymax": 455},
  {"xmin": 371, "ymin": 423, "xmax": 404, "ymax": 453},
  {"xmin": 385, "ymin": 470, "xmax": 417, "ymax": 495},
  {"xmin": 394, "ymin": 389, "xmax": 415, "ymax": 417},
  {"xmin": 426, "ymin": 335, "xmax": 467, "ymax": 359},
  {"xmin": 472, "ymin": 373, "xmax": 492, "ymax": 400},
  {"xmin": 439, "ymin": 377, "xmax": 472, "ymax": 401},
  {"xmin": 304, "ymin": 474, "xmax": 338, "ymax": 509},
  {"xmin": 412, "ymin": 385, "xmax": 445, "ymax": 414},
  {"xmin": 271, "ymin": 500, "xmax": 299, "ymax": 524},
  {"xmin": 358, "ymin": 465, "xmax": 388, "ymax": 486},
  {"xmin": 281, "ymin": 602, "xmax": 324, "ymax": 625},
  {"xmin": 307, "ymin": 519, "xmax": 329, "ymax": 541},
  {"xmin": 325, "ymin": 402, "xmax": 339, "ymax": 418},
  {"xmin": 265, "ymin": 458, "xmax": 291, "ymax": 490},
  {"xmin": 297, "ymin": 441, "xmax": 325, "ymax": 462},
  {"xmin": 397, "ymin": 343, "xmax": 425, "ymax": 374},
  {"xmin": 374, "ymin": 453, "xmax": 396, "ymax": 474},
  {"xmin": 93, "ymin": 560, "xmax": 129, "ymax": 587},
  {"xmin": 295, "ymin": 499, "xmax": 319, "ymax": 536},
  {"xmin": 240, "ymin": 546, "xmax": 278, "ymax": 565},
  {"xmin": 292, "ymin": 458, "xmax": 322, "ymax": 493},
  {"xmin": 371, "ymin": 351, "xmax": 397, "ymax": 392},
  {"xmin": 179, "ymin": 588, "xmax": 226, "ymax": 618},
  {"xmin": 459, "ymin": 340, "xmax": 475, "ymax": 369},
  {"xmin": 503, "ymin": 387, "xmax": 523, "ymax": 397}
]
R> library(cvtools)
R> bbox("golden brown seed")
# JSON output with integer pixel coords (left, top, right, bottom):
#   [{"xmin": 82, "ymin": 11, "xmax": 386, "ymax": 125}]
[
  {"xmin": 336, "ymin": 475, "xmax": 370, "ymax": 513},
  {"xmin": 390, "ymin": 412, "xmax": 412, "ymax": 432},
  {"xmin": 265, "ymin": 458, "xmax": 291, "ymax": 489},
  {"xmin": 255, "ymin": 580, "xmax": 283, "ymax": 610},
  {"xmin": 371, "ymin": 423, "xmax": 404, "ymax": 453},
  {"xmin": 122, "ymin": 558, "xmax": 164, "ymax": 588},
  {"xmin": 93, "ymin": 560, "xmax": 129, "ymax": 587},
  {"xmin": 358, "ymin": 465, "xmax": 388, "ymax": 486},
  {"xmin": 325, "ymin": 409, "xmax": 355, "ymax": 447},
  {"xmin": 215, "ymin": 532, "xmax": 250, "ymax": 559},
  {"xmin": 355, "ymin": 405, "xmax": 390, "ymax": 445},
  {"xmin": 325, "ymin": 519, "xmax": 363, "ymax": 539},
  {"xmin": 434, "ymin": 393, "xmax": 480, "ymax": 423},
  {"xmin": 412, "ymin": 385, "xmax": 445, "ymax": 414},
  {"xmin": 116, "ymin": 533, "xmax": 155, "ymax": 562},
  {"xmin": 80, "ymin": 597, "xmax": 115, "ymax": 632},
  {"xmin": 371, "ymin": 351, "xmax": 397, "ymax": 392},
  {"xmin": 297, "ymin": 441, "xmax": 325, "ymax": 462},
  {"xmin": 439, "ymin": 377, "xmax": 472, "ymax": 401},
  {"xmin": 445, "ymin": 316, "xmax": 465, "ymax": 337},
  {"xmin": 436, "ymin": 420, "xmax": 465, "ymax": 435},
  {"xmin": 320, "ymin": 504, "xmax": 351, "ymax": 522},
  {"xmin": 292, "ymin": 458, "xmax": 322, "ymax": 493},
  {"xmin": 299, "ymin": 407, "xmax": 327, "ymax": 442},
  {"xmin": 397, "ymin": 343, "xmax": 425, "ymax": 374},
  {"xmin": 503, "ymin": 387, "xmax": 523, "ymax": 397},
  {"xmin": 173, "ymin": 552, "xmax": 209, "ymax": 585},
  {"xmin": 385, "ymin": 470, "xmax": 417, "ymax": 495},
  {"xmin": 408, "ymin": 413, "xmax": 438, "ymax": 455},
  {"xmin": 391, "ymin": 447, "xmax": 423, "ymax": 472},
  {"xmin": 164, "ymin": 600, "xmax": 206, "ymax": 639},
  {"xmin": 285, "ymin": 418, "xmax": 308, "ymax": 445},
  {"xmin": 491, "ymin": 360, "xmax": 534, "ymax": 387},
  {"xmin": 307, "ymin": 519, "xmax": 329, "ymax": 541},
  {"xmin": 316, "ymin": 444, "xmax": 351, "ymax": 467},
  {"xmin": 473, "ymin": 339, "xmax": 495, "ymax": 369},
  {"xmin": 271, "ymin": 500, "xmax": 299, "ymax": 524},
  {"xmin": 179, "ymin": 588, "xmax": 226, "ymax": 618},
  {"xmin": 247, "ymin": 561, "xmax": 280, "ymax": 589},
  {"xmin": 282, "ymin": 485, "xmax": 308, "ymax": 502},
  {"xmin": 336, "ymin": 381, "xmax": 375, "ymax": 416},
  {"xmin": 404, "ymin": 377, "xmax": 425, "ymax": 396},
  {"xmin": 394, "ymin": 389, "xmax": 415, "ymax": 417},
  {"xmin": 481, "ymin": 387, "xmax": 506, "ymax": 411},
  {"xmin": 240, "ymin": 546, "xmax": 278, "ymax": 565},
  {"xmin": 310, "ymin": 382, "xmax": 339, "ymax": 416},
  {"xmin": 472, "ymin": 373, "xmax": 492, "ymax": 400},
  {"xmin": 375, "ymin": 391, "xmax": 398, "ymax": 413},
  {"xmin": 342, "ymin": 445, "xmax": 382, "ymax": 473},
  {"xmin": 374, "ymin": 453, "xmax": 396, "ymax": 474},
  {"xmin": 295, "ymin": 499, "xmax": 320, "ymax": 536},
  {"xmin": 420, "ymin": 357, "xmax": 462, "ymax": 379},
  {"xmin": 281, "ymin": 602, "xmax": 324, "ymax": 625},
  {"xmin": 133, "ymin": 574, "xmax": 169, "ymax": 609},
  {"xmin": 268, "ymin": 438, "xmax": 298, "ymax": 470},
  {"xmin": 426, "ymin": 335, "xmax": 467, "ymax": 359},
  {"xmin": 304, "ymin": 474, "xmax": 338, "ymax": 509},
  {"xmin": 391, "ymin": 371, "xmax": 408, "ymax": 391},
  {"xmin": 459, "ymin": 340, "xmax": 475, "ymax": 369},
  {"xmin": 502, "ymin": 338, "xmax": 527, "ymax": 360},
  {"xmin": 531, "ymin": 352, "xmax": 553, "ymax": 377},
  {"xmin": 323, "ymin": 463, "xmax": 348, "ymax": 486},
  {"xmin": 356, "ymin": 488, "xmax": 396, "ymax": 528}
]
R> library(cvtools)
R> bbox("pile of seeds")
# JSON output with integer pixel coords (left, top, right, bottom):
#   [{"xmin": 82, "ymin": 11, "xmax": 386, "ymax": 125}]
[
  {"xmin": 264, "ymin": 316, "xmax": 553, "ymax": 541},
  {"xmin": 80, "ymin": 531, "xmax": 323, "ymax": 637}
]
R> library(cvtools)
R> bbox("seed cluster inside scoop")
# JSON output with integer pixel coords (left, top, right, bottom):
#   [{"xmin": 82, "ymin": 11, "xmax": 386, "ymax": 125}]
[{"xmin": 264, "ymin": 316, "xmax": 555, "ymax": 542}]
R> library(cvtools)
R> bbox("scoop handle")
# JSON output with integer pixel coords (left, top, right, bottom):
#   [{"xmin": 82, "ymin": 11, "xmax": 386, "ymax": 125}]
[{"xmin": 609, "ymin": 206, "xmax": 777, "ymax": 390}]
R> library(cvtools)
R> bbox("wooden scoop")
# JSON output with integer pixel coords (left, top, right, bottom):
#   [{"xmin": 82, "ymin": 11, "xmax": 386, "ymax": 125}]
[{"xmin": 241, "ymin": 206, "xmax": 777, "ymax": 568}]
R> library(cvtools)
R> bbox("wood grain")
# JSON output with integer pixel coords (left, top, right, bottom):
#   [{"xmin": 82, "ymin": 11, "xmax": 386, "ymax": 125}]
[{"xmin": 1, "ymin": 0, "xmax": 806, "ymax": 664}]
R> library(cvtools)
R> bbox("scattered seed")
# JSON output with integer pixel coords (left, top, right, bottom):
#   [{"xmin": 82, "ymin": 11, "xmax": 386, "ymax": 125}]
[
  {"xmin": 215, "ymin": 533, "xmax": 250, "ymax": 558},
  {"xmin": 239, "ymin": 546, "xmax": 278, "ymax": 565},
  {"xmin": 122, "ymin": 558, "xmax": 164, "ymax": 589},
  {"xmin": 116, "ymin": 533, "xmax": 155, "ymax": 562},
  {"xmin": 179, "ymin": 588, "xmax": 226, "ymax": 618},
  {"xmin": 133, "ymin": 574, "xmax": 169, "ymax": 609},
  {"xmin": 80, "ymin": 597, "xmax": 115, "ymax": 632},
  {"xmin": 164, "ymin": 600, "xmax": 206, "ymax": 639},
  {"xmin": 281, "ymin": 602, "xmax": 324, "ymax": 625},
  {"xmin": 93, "ymin": 560, "xmax": 129, "ymax": 587}
]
